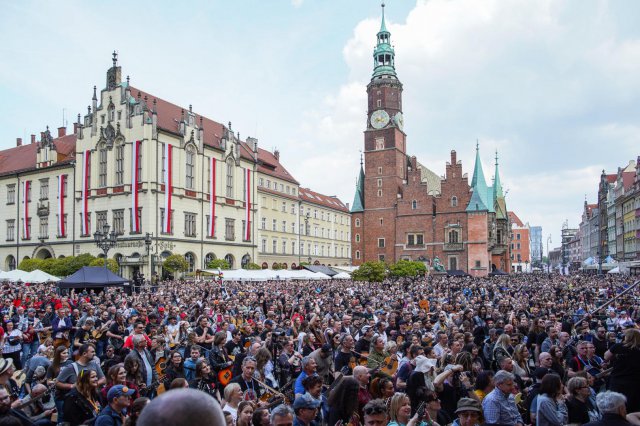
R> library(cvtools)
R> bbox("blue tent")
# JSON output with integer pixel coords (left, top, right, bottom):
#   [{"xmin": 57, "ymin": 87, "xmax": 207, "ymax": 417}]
[{"xmin": 57, "ymin": 266, "xmax": 130, "ymax": 289}]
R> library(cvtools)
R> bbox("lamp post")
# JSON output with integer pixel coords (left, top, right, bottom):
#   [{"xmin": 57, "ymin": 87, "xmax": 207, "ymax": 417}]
[
  {"xmin": 93, "ymin": 223, "xmax": 117, "ymax": 272},
  {"xmin": 144, "ymin": 232, "xmax": 153, "ymax": 285},
  {"xmin": 546, "ymin": 234, "xmax": 552, "ymax": 273}
]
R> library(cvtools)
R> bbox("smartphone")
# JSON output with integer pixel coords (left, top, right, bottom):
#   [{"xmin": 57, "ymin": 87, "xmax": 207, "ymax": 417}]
[{"xmin": 416, "ymin": 401, "xmax": 426, "ymax": 418}]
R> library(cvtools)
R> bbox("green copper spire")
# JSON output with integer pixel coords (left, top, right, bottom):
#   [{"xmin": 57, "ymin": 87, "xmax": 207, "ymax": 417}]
[
  {"xmin": 467, "ymin": 142, "xmax": 491, "ymax": 212},
  {"xmin": 493, "ymin": 150, "xmax": 503, "ymax": 199},
  {"xmin": 372, "ymin": 2, "xmax": 397, "ymax": 79},
  {"xmin": 351, "ymin": 156, "xmax": 365, "ymax": 213}
]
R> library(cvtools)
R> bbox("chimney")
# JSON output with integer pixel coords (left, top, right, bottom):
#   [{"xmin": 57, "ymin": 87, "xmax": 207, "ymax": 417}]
[
  {"xmin": 30, "ymin": 134, "xmax": 36, "ymax": 144},
  {"xmin": 16, "ymin": 138, "xmax": 22, "ymax": 147},
  {"xmin": 274, "ymin": 149, "xmax": 280, "ymax": 161},
  {"xmin": 451, "ymin": 150, "xmax": 457, "ymax": 164},
  {"xmin": 57, "ymin": 126, "xmax": 66, "ymax": 137},
  {"xmin": 74, "ymin": 122, "xmax": 79, "ymax": 134}
]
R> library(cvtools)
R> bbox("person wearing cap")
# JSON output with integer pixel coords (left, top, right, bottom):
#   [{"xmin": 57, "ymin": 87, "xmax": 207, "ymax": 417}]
[
  {"xmin": 309, "ymin": 343, "xmax": 332, "ymax": 385},
  {"xmin": 292, "ymin": 395, "xmax": 321, "ymax": 426},
  {"xmin": 94, "ymin": 384, "xmax": 134, "ymax": 426},
  {"xmin": 354, "ymin": 325, "xmax": 374, "ymax": 354},
  {"xmin": 452, "ymin": 397, "xmax": 483, "ymax": 426},
  {"xmin": 18, "ymin": 307, "xmax": 43, "ymax": 368}
]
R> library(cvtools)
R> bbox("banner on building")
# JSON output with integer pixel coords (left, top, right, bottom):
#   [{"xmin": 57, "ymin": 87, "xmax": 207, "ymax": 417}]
[
  {"xmin": 131, "ymin": 140, "xmax": 141, "ymax": 233},
  {"xmin": 163, "ymin": 143, "xmax": 173, "ymax": 233},
  {"xmin": 209, "ymin": 157, "xmax": 216, "ymax": 238},
  {"xmin": 81, "ymin": 150, "xmax": 90, "ymax": 235},
  {"xmin": 245, "ymin": 168, "xmax": 251, "ymax": 241},
  {"xmin": 57, "ymin": 174, "xmax": 66, "ymax": 236},
  {"xmin": 22, "ymin": 180, "xmax": 30, "ymax": 239}
]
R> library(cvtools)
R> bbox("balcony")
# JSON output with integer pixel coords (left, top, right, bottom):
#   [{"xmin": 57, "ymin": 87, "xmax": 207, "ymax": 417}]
[
  {"xmin": 37, "ymin": 201, "xmax": 49, "ymax": 217},
  {"xmin": 443, "ymin": 242, "xmax": 463, "ymax": 251}
]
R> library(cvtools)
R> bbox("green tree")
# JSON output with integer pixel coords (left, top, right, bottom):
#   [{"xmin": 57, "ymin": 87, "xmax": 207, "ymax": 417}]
[
  {"xmin": 389, "ymin": 260, "xmax": 427, "ymax": 278},
  {"xmin": 88, "ymin": 258, "xmax": 119, "ymax": 274},
  {"xmin": 352, "ymin": 261, "xmax": 387, "ymax": 283},
  {"xmin": 272, "ymin": 263, "xmax": 284, "ymax": 270},
  {"xmin": 18, "ymin": 258, "xmax": 44, "ymax": 272},
  {"xmin": 207, "ymin": 258, "xmax": 231, "ymax": 270},
  {"xmin": 162, "ymin": 254, "xmax": 189, "ymax": 274},
  {"xmin": 244, "ymin": 262, "xmax": 262, "ymax": 270},
  {"xmin": 68, "ymin": 253, "xmax": 96, "ymax": 274}
]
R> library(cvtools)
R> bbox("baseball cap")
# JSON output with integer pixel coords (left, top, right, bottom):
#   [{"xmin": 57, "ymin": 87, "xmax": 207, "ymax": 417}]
[
  {"xmin": 293, "ymin": 395, "xmax": 321, "ymax": 410},
  {"xmin": 107, "ymin": 385, "xmax": 135, "ymax": 401}
]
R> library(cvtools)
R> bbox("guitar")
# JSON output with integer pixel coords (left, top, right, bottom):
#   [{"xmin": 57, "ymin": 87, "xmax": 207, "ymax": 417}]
[
  {"xmin": 14, "ymin": 383, "xmax": 56, "ymax": 410},
  {"xmin": 380, "ymin": 355, "xmax": 398, "ymax": 376},
  {"xmin": 141, "ymin": 374, "xmax": 166, "ymax": 397},
  {"xmin": 218, "ymin": 366, "xmax": 233, "ymax": 387},
  {"xmin": 155, "ymin": 357, "xmax": 167, "ymax": 375}
]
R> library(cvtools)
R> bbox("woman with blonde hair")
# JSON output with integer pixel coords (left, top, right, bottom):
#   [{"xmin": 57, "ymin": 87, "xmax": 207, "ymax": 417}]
[
  {"xmin": 223, "ymin": 382, "xmax": 243, "ymax": 423},
  {"xmin": 605, "ymin": 327, "xmax": 640, "ymax": 411},
  {"xmin": 492, "ymin": 333, "xmax": 513, "ymax": 368},
  {"xmin": 511, "ymin": 344, "xmax": 533, "ymax": 385},
  {"xmin": 388, "ymin": 392, "xmax": 435, "ymax": 426}
]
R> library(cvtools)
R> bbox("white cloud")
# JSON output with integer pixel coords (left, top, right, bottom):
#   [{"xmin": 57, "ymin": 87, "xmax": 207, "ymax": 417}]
[{"xmin": 291, "ymin": 0, "xmax": 304, "ymax": 8}]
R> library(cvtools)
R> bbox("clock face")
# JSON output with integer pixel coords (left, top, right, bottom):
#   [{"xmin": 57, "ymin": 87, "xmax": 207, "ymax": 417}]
[
  {"xmin": 394, "ymin": 112, "xmax": 404, "ymax": 130},
  {"xmin": 370, "ymin": 110, "xmax": 390, "ymax": 129}
]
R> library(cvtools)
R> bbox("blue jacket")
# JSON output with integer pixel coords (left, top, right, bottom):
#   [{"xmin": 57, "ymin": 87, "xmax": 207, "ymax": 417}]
[{"xmin": 95, "ymin": 404, "xmax": 124, "ymax": 426}]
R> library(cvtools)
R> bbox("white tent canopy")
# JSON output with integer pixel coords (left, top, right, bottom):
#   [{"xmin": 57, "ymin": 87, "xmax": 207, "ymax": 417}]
[
  {"xmin": 0, "ymin": 269, "xmax": 31, "ymax": 282},
  {"xmin": 332, "ymin": 272, "xmax": 351, "ymax": 279},
  {"xmin": 25, "ymin": 269, "xmax": 60, "ymax": 283},
  {"xmin": 203, "ymin": 268, "xmax": 336, "ymax": 281},
  {"xmin": 608, "ymin": 266, "xmax": 621, "ymax": 274}
]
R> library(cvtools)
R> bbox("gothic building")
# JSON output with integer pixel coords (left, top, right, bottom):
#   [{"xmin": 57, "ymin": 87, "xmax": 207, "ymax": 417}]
[{"xmin": 350, "ymin": 5, "xmax": 510, "ymax": 276}]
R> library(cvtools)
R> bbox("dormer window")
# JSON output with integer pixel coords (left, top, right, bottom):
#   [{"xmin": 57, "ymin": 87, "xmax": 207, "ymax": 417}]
[{"xmin": 108, "ymin": 105, "xmax": 115, "ymax": 121}]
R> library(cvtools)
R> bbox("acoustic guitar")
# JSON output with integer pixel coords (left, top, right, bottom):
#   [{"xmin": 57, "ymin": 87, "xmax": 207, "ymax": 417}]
[{"xmin": 218, "ymin": 366, "xmax": 233, "ymax": 387}]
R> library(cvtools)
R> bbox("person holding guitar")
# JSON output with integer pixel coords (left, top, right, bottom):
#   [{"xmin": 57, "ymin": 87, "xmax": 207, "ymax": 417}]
[
  {"xmin": 188, "ymin": 359, "xmax": 221, "ymax": 403},
  {"xmin": 229, "ymin": 356, "xmax": 265, "ymax": 402},
  {"xmin": 18, "ymin": 308, "xmax": 43, "ymax": 368},
  {"xmin": 51, "ymin": 306, "xmax": 72, "ymax": 349},
  {"xmin": 73, "ymin": 318, "xmax": 97, "ymax": 351},
  {"xmin": 209, "ymin": 332, "xmax": 233, "ymax": 388},
  {"xmin": 106, "ymin": 313, "xmax": 127, "ymax": 352}
]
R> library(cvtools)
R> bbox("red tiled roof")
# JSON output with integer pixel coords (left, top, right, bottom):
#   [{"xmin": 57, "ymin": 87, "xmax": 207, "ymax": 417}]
[
  {"xmin": 605, "ymin": 174, "xmax": 617, "ymax": 184},
  {"xmin": 507, "ymin": 211, "xmax": 524, "ymax": 227},
  {"xmin": 129, "ymin": 86, "xmax": 299, "ymax": 183},
  {"xmin": 299, "ymin": 187, "xmax": 348, "ymax": 212},
  {"xmin": 0, "ymin": 134, "xmax": 76, "ymax": 176}
]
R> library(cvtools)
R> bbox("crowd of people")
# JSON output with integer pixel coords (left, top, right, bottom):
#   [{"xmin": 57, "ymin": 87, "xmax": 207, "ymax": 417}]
[{"xmin": 0, "ymin": 272, "xmax": 639, "ymax": 425}]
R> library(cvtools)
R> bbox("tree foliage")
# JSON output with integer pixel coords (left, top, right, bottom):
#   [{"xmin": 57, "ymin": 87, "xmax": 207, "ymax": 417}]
[
  {"xmin": 88, "ymin": 258, "xmax": 119, "ymax": 274},
  {"xmin": 352, "ymin": 261, "xmax": 388, "ymax": 283},
  {"xmin": 389, "ymin": 260, "xmax": 427, "ymax": 278},
  {"xmin": 162, "ymin": 254, "xmax": 189, "ymax": 273},
  {"xmin": 207, "ymin": 259, "xmax": 231, "ymax": 270},
  {"xmin": 18, "ymin": 258, "xmax": 43, "ymax": 272},
  {"xmin": 244, "ymin": 262, "xmax": 262, "ymax": 270}
]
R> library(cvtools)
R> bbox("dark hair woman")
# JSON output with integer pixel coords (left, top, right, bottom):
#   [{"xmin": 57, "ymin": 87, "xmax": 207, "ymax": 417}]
[
  {"xmin": 100, "ymin": 363, "xmax": 140, "ymax": 408},
  {"xmin": 123, "ymin": 397, "xmax": 150, "ymax": 426},
  {"xmin": 327, "ymin": 376, "xmax": 360, "ymax": 426},
  {"xmin": 536, "ymin": 373, "xmax": 568, "ymax": 426},
  {"xmin": 63, "ymin": 369, "xmax": 101, "ymax": 426},
  {"xmin": 189, "ymin": 359, "xmax": 221, "ymax": 403},
  {"xmin": 162, "ymin": 350, "xmax": 186, "ymax": 388}
]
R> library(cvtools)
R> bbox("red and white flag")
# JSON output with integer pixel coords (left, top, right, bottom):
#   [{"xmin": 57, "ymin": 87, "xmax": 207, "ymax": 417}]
[
  {"xmin": 22, "ymin": 180, "xmax": 30, "ymax": 239},
  {"xmin": 245, "ymin": 168, "xmax": 251, "ymax": 241},
  {"xmin": 81, "ymin": 150, "xmax": 90, "ymax": 235},
  {"xmin": 209, "ymin": 157, "xmax": 216, "ymax": 238},
  {"xmin": 163, "ymin": 143, "xmax": 173, "ymax": 233},
  {"xmin": 131, "ymin": 140, "xmax": 141, "ymax": 233},
  {"xmin": 57, "ymin": 174, "xmax": 66, "ymax": 236}
]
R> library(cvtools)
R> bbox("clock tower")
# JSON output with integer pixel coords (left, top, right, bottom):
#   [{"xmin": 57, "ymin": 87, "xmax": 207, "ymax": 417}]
[{"xmin": 353, "ymin": 2, "xmax": 409, "ymax": 263}]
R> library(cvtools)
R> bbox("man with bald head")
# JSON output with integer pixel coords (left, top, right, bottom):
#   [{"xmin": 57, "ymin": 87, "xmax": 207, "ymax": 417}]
[
  {"xmin": 353, "ymin": 365, "xmax": 372, "ymax": 422},
  {"xmin": 138, "ymin": 388, "xmax": 226, "ymax": 426}
]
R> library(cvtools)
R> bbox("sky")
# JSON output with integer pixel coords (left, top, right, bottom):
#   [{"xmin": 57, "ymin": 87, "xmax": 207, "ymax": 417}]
[{"xmin": 1, "ymin": 0, "xmax": 639, "ymax": 255}]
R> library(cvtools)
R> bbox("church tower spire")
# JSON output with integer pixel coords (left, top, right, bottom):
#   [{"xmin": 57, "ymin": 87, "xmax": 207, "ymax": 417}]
[
  {"xmin": 467, "ymin": 143, "xmax": 490, "ymax": 212},
  {"xmin": 372, "ymin": 2, "xmax": 397, "ymax": 79}
]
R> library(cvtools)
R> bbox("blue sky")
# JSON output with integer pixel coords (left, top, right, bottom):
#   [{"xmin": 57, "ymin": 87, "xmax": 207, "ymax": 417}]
[{"xmin": 1, "ymin": 0, "xmax": 639, "ymax": 255}]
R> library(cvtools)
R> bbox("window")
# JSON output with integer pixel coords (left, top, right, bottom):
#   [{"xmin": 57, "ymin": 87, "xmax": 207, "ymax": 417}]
[
  {"xmin": 261, "ymin": 217, "xmax": 266, "ymax": 230},
  {"xmin": 185, "ymin": 253, "xmax": 195, "ymax": 273},
  {"xmin": 39, "ymin": 179, "xmax": 49, "ymax": 200},
  {"xmin": 22, "ymin": 218, "xmax": 31, "ymax": 239},
  {"xmin": 375, "ymin": 137, "xmax": 384, "ymax": 150},
  {"xmin": 379, "ymin": 218, "xmax": 383, "ymax": 226},
  {"xmin": 205, "ymin": 215, "xmax": 217, "ymax": 238},
  {"xmin": 378, "ymin": 254, "xmax": 385, "ymax": 261},
  {"xmin": 475, "ymin": 260, "xmax": 481, "ymax": 268},
  {"xmin": 449, "ymin": 257, "xmax": 458, "ymax": 270},
  {"xmin": 314, "ymin": 210, "xmax": 318, "ymax": 219},
  {"xmin": 159, "ymin": 209, "xmax": 174, "ymax": 234},
  {"xmin": 291, "ymin": 241, "xmax": 296, "ymax": 255},
  {"xmin": 378, "ymin": 167, "xmax": 382, "ymax": 174},
  {"xmin": 161, "ymin": 143, "xmax": 166, "ymax": 183},
  {"xmin": 80, "ymin": 212, "xmax": 92, "ymax": 236},
  {"xmin": 517, "ymin": 243, "xmax": 521, "ymax": 250},
  {"xmin": 261, "ymin": 196, "xmax": 267, "ymax": 208},
  {"xmin": 291, "ymin": 222, "xmax": 296, "ymax": 233},
  {"xmin": 99, "ymin": 145, "xmax": 107, "ymax": 187},
  {"xmin": 448, "ymin": 230, "xmax": 459, "ymax": 243},
  {"xmin": 378, "ymin": 238, "xmax": 385, "ymax": 248},
  {"xmin": 113, "ymin": 209, "xmax": 125, "ymax": 234},
  {"xmin": 282, "ymin": 241, "xmax": 286, "ymax": 254},
  {"xmin": 377, "ymin": 190, "xmax": 382, "ymax": 197},
  {"xmin": 261, "ymin": 239, "xmax": 267, "ymax": 252},
  {"xmin": 39, "ymin": 217, "xmax": 48, "ymax": 239},
  {"xmin": 258, "ymin": 178, "xmax": 264, "ymax": 186},
  {"xmin": 266, "ymin": 180, "xmax": 270, "ymax": 189},
  {"xmin": 225, "ymin": 158, "xmax": 234, "ymax": 198},
  {"xmin": 7, "ymin": 185, "xmax": 15, "ymax": 204},
  {"xmin": 407, "ymin": 234, "xmax": 424, "ymax": 246},
  {"xmin": 355, "ymin": 250, "xmax": 361, "ymax": 260},
  {"xmin": 281, "ymin": 220, "xmax": 286, "ymax": 232},
  {"xmin": 300, "ymin": 242, "xmax": 304, "ymax": 255},
  {"xmin": 272, "ymin": 239, "xmax": 277, "ymax": 253},
  {"xmin": 451, "ymin": 196, "xmax": 458, "ymax": 207},
  {"xmin": 185, "ymin": 213, "xmax": 197, "ymax": 237},
  {"xmin": 115, "ymin": 144, "xmax": 124, "ymax": 185},
  {"xmin": 517, "ymin": 254, "xmax": 522, "ymax": 262},
  {"xmin": 96, "ymin": 211, "xmax": 108, "ymax": 232},
  {"xmin": 282, "ymin": 202, "xmax": 286, "ymax": 213},
  {"xmin": 56, "ymin": 214, "xmax": 67, "ymax": 237},
  {"xmin": 186, "ymin": 146, "xmax": 195, "ymax": 190},
  {"xmin": 6, "ymin": 220, "xmax": 15, "ymax": 241},
  {"xmin": 356, "ymin": 234, "xmax": 360, "ymax": 242},
  {"xmin": 355, "ymin": 218, "xmax": 361, "ymax": 227},
  {"xmin": 412, "ymin": 200, "xmax": 417, "ymax": 209},
  {"xmin": 272, "ymin": 219, "xmax": 277, "ymax": 231},
  {"xmin": 292, "ymin": 188, "xmax": 296, "ymax": 195},
  {"xmin": 225, "ymin": 218, "xmax": 235, "ymax": 241},
  {"xmin": 291, "ymin": 203, "xmax": 296, "ymax": 214},
  {"xmin": 516, "ymin": 233, "xmax": 521, "ymax": 240},
  {"xmin": 377, "ymin": 179, "xmax": 382, "ymax": 188}
]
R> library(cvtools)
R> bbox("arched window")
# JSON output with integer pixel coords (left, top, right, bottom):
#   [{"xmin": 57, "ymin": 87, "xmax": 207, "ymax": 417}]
[
  {"xmin": 448, "ymin": 230, "xmax": 459, "ymax": 243},
  {"xmin": 98, "ymin": 144, "xmax": 108, "ymax": 187},
  {"xmin": 204, "ymin": 253, "xmax": 215, "ymax": 268},
  {"xmin": 412, "ymin": 200, "xmax": 417, "ymax": 210},
  {"xmin": 355, "ymin": 218, "xmax": 361, "ymax": 227},
  {"xmin": 241, "ymin": 254, "xmax": 251, "ymax": 268},
  {"xmin": 261, "ymin": 262, "xmax": 268, "ymax": 269},
  {"xmin": 115, "ymin": 143, "xmax": 124, "ymax": 185},
  {"xmin": 184, "ymin": 252, "xmax": 196, "ymax": 273},
  {"xmin": 186, "ymin": 145, "xmax": 196, "ymax": 189},
  {"xmin": 226, "ymin": 158, "xmax": 234, "ymax": 198},
  {"xmin": 355, "ymin": 234, "xmax": 360, "ymax": 243},
  {"xmin": 224, "ymin": 254, "xmax": 235, "ymax": 269},
  {"xmin": 355, "ymin": 251, "xmax": 361, "ymax": 260},
  {"xmin": 451, "ymin": 196, "xmax": 458, "ymax": 207}
]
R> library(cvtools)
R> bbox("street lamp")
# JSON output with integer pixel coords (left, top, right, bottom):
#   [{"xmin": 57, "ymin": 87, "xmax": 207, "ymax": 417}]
[
  {"xmin": 94, "ymin": 223, "xmax": 117, "ymax": 271},
  {"xmin": 144, "ymin": 232, "xmax": 153, "ymax": 285}
]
